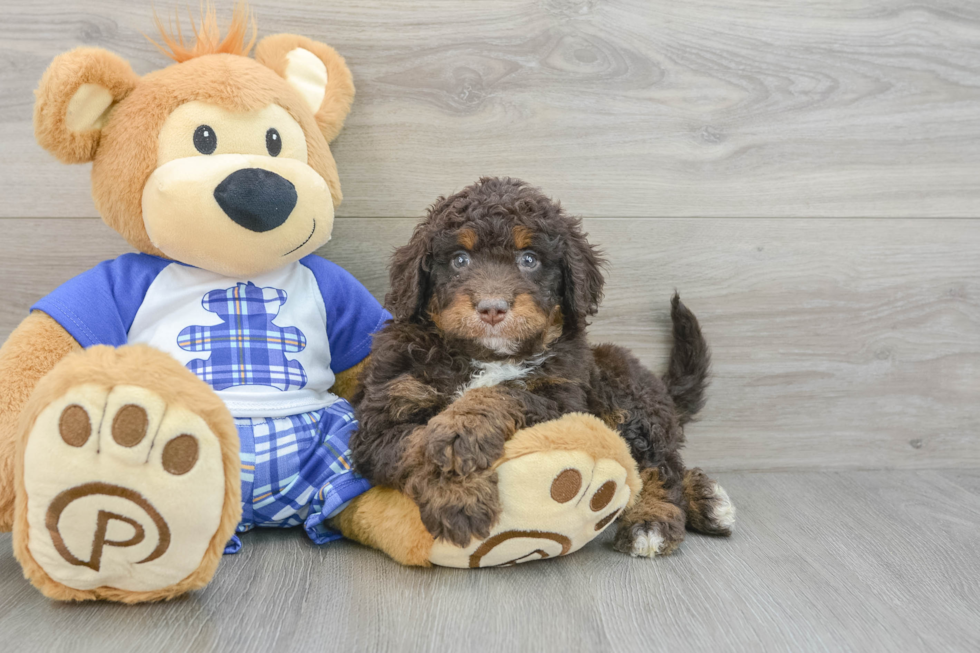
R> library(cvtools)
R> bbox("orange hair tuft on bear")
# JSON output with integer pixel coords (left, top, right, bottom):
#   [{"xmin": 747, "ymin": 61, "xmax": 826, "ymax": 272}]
[{"xmin": 149, "ymin": 2, "xmax": 258, "ymax": 63}]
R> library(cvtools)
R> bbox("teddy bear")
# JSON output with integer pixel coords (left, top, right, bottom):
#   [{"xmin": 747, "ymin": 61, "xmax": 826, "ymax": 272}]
[{"xmin": 0, "ymin": 6, "xmax": 639, "ymax": 602}]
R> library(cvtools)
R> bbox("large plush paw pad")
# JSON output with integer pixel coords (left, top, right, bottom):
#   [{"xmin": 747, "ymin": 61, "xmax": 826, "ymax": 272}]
[
  {"xmin": 22, "ymin": 384, "xmax": 226, "ymax": 592},
  {"xmin": 428, "ymin": 449, "xmax": 633, "ymax": 568}
]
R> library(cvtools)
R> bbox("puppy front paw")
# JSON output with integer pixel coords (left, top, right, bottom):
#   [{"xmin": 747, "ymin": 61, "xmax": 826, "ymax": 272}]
[
  {"xmin": 424, "ymin": 412, "xmax": 507, "ymax": 476},
  {"xmin": 410, "ymin": 471, "xmax": 502, "ymax": 547}
]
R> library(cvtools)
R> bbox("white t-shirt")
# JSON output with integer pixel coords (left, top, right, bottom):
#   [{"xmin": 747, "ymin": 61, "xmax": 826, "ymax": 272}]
[{"xmin": 34, "ymin": 253, "xmax": 390, "ymax": 418}]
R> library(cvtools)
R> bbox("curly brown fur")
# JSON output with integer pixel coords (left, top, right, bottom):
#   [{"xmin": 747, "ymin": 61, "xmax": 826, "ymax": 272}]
[{"xmin": 351, "ymin": 177, "xmax": 729, "ymax": 550}]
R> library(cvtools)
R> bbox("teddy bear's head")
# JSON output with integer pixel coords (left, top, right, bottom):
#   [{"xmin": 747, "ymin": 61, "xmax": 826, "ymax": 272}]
[{"xmin": 33, "ymin": 6, "xmax": 353, "ymax": 277}]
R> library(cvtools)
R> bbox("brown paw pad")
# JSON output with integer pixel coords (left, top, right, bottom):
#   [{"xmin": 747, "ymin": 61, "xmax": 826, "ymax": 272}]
[
  {"xmin": 549, "ymin": 468, "xmax": 624, "ymax": 534},
  {"xmin": 594, "ymin": 509, "xmax": 621, "ymax": 531},
  {"xmin": 162, "ymin": 434, "xmax": 199, "ymax": 476},
  {"xmin": 112, "ymin": 404, "xmax": 148, "ymax": 447},
  {"xmin": 590, "ymin": 480, "xmax": 617, "ymax": 512},
  {"xmin": 59, "ymin": 404, "xmax": 92, "ymax": 448},
  {"xmin": 550, "ymin": 468, "xmax": 582, "ymax": 503}
]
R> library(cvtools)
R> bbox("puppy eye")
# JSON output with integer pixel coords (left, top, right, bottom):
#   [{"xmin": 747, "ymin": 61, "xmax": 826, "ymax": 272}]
[
  {"xmin": 193, "ymin": 125, "xmax": 217, "ymax": 155},
  {"xmin": 452, "ymin": 252, "xmax": 471, "ymax": 269},
  {"xmin": 518, "ymin": 252, "xmax": 539, "ymax": 270},
  {"xmin": 266, "ymin": 128, "xmax": 282, "ymax": 157}
]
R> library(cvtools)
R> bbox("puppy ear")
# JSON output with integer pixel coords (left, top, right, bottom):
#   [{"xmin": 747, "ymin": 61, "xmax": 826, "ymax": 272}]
[
  {"xmin": 34, "ymin": 47, "xmax": 139, "ymax": 164},
  {"xmin": 255, "ymin": 34, "xmax": 355, "ymax": 143},
  {"xmin": 386, "ymin": 221, "xmax": 434, "ymax": 322},
  {"xmin": 560, "ymin": 217, "xmax": 605, "ymax": 326}
]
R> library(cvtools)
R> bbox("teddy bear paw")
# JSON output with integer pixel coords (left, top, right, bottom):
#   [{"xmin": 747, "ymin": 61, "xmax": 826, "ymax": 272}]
[
  {"xmin": 428, "ymin": 448, "xmax": 633, "ymax": 568},
  {"xmin": 19, "ymin": 382, "xmax": 230, "ymax": 598}
]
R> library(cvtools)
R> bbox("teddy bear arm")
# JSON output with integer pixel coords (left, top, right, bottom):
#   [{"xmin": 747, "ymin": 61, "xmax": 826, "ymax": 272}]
[
  {"xmin": 0, "ymin": 311, "xmax": 81, "ymax": 530},
  {"xmin": 328, "ymin": 355, "xmax": 370, "ymax": 402}
]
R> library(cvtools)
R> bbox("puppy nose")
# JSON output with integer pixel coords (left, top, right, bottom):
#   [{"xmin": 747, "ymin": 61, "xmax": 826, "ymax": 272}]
[
  {"xmin": 214, "ymin": 168, "xmax": 297, "ymax": 232},
  {"xmin": 476, "ymin": 298, "xmax": 510, "ymax": 325}
]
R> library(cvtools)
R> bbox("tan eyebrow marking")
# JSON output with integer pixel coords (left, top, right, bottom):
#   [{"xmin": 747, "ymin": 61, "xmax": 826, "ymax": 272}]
[
  {"xmin": 513, "ymin": 225, "xmax": 534, "ymax": 249},
  {"xmin": 457, "ymin": 228, "xmax": 478, "ymax": 250}
]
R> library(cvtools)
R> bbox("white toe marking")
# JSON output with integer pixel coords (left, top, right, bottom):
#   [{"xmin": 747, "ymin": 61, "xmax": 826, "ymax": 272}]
[
  {"xmin": 630, "ymin": 525, "xmax": 666, "ymax": 558},
  {"xmin": 710, "ymin": 482, "xmax": 736, "ymax": 531}
]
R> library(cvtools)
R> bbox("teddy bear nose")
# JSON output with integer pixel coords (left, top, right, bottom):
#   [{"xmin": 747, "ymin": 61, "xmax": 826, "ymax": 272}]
[{"xmin": 213, "ymin": 168, "xmax": 297, "ymax": 232}]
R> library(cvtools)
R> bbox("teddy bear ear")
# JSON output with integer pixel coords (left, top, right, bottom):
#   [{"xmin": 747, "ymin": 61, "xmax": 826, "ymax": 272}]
[
  {"xmin": 34, "ymin": 47, "xmax": 139, "ymax": 164},
  {"xmin": 255, "ymin": 34, "xmax": 355, "ymax": 143}
]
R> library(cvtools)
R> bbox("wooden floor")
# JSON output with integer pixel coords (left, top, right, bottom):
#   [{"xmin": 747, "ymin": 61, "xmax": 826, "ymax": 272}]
[{"xmin": 1, "ymin": 470, "xmax": 979, "ymax": 652}]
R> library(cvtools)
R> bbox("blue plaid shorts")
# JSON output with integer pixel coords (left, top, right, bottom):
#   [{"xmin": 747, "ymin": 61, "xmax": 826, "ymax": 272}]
[{"xmin": 223, "ymin": 399, "xmax": 372, "ymax": 554}]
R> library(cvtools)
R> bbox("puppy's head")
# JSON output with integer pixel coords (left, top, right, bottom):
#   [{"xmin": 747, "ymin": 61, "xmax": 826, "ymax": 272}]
[{"xmin": 387, "ymin": 177, "xmax": 604, "ymax": 357}]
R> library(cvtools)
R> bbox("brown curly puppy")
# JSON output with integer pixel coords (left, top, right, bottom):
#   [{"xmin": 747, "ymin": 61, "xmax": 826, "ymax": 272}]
[{"xmin": 351, "ymin": 177, "xmax": 735, "ymax": 554}]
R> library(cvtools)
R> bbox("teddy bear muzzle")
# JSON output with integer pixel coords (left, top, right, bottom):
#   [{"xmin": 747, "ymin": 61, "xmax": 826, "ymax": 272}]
[{"xmin": 141, "ymin": 153, "xmax": 334, "ymax": 276}]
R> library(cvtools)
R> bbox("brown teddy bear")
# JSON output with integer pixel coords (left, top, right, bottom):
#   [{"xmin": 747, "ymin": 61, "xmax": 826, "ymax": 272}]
[{"xmin": 0, "ymin": 6, "xmax": 640, "ymax": 602}]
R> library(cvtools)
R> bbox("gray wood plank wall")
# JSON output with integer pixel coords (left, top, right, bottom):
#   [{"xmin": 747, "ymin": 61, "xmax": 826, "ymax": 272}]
[
  {"xmin": 4, "ymin": 0, "xmax": 980, "ymax": 218},
  {"xmin": 2, "ymin": 217, "xmax": 977, "ymax": 471},
  {"xmin": 0, "ymin": 0, "xmax": 977, "ymax": 473}
]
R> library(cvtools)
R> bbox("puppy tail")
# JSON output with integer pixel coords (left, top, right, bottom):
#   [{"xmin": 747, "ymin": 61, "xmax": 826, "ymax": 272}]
[{"xmin": 663, "ymin": 293, "xmax": 711, "ymax": 425}]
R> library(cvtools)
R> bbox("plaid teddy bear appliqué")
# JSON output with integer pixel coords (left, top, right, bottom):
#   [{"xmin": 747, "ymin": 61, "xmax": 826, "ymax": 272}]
[{"xmin": 178, "ymin": 281, "xmax": 309, "ymax": 391}]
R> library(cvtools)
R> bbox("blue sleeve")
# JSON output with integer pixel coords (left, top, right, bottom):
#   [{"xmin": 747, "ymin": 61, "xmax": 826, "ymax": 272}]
[
  {"xmin": 300, "ymin": 255, "xmax": 391, "ymax": 374},
  {"xmin": 31, "ymin": 254, "xmax": 170, "ymax": 348}
]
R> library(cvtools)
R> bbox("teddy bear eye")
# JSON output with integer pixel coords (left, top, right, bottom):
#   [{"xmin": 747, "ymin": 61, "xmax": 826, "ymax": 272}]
[
  {"xmin": 193, "ymin": 125, "xmax": 217, "ymax": 155},
  {"xmin": 266, "ymin": 128, "xmax": 282, "ymax": 157}
]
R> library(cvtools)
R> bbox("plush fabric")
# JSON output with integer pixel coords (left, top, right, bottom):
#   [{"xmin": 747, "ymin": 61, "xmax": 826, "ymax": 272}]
[
  {"xmin": 31, "ymin": 253, "xmax": 390, "ymax": 418},
  {"xmin": 329, "ymin": 358, "xmax": 369, "ymax": 402},
  {"xmin": 0, "ymin": 312, "xmax": 81, "ymax": 531},
  {"xmin": 13, "ymin": 345, "xmax": 241, "ymax": 602},
  {"xmin": 255, "ymin": 34, "xmax": 356, "ymax": 143},
  {"xmin": 33, "ymin": 48, "xmax": 139, "ymax": 164},
  {"xmin": 335, "ymin": 413, "xmax": 640, "ymax": 568},
  {"xmin": 232, "ymin": 400, "xmax": 370, "ymax": 548},
  {"xmin": 332, "ymin": 487, "xmax": 436, "ymax": 567},
  {"xmin": 34, "ymin": 42, "xmax": 350, "ymax": 259},
  {"xmin": 5, "ymin": 7, "xmax": 371, "ymax": 602}
]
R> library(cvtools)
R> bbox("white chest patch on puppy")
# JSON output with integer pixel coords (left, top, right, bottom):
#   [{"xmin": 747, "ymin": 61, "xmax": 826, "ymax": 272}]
[{"xmin": 459, "ymin": 353, "xmax": 552, "ymax": 396}]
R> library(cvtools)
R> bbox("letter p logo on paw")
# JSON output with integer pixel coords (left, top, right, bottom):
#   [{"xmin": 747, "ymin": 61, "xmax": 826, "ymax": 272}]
[{"xmin": 45, "ymin": 482, "xmax": 171, "ymax": 572}]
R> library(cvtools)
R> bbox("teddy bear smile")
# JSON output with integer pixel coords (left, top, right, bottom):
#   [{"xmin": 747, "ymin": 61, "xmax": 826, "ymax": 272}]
[{"xmin": 283, "ymin": 218, "xmax": 317, "ymax": 256}]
